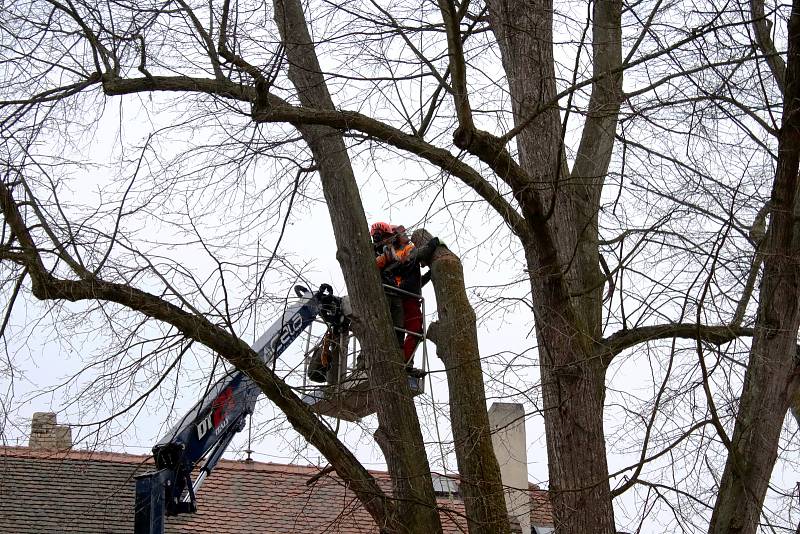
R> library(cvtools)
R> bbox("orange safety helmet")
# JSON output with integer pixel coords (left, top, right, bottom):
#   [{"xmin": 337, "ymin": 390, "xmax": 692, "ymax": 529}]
[{"xmin": 370, "ymin": 221, "xmax": 393, "ymax": 238}]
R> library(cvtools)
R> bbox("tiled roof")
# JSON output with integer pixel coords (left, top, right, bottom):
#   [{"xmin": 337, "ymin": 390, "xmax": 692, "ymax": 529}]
[
  {"xmin": 0, "ymin": 446, "xmax": 552, "ymax": 533},
  {"xmin": 529, "ymin": 484, "xmax": 553, "ymax": 526}
]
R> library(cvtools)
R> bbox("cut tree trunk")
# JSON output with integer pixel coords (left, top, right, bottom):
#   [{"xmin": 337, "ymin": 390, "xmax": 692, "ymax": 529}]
[
  {"xmin": 412, "ymin": 230, "xmax": 511, "ymax": 534},
  {"xmin": 272, "ymin": 1, "xmax": 442, "ymax": 531}
]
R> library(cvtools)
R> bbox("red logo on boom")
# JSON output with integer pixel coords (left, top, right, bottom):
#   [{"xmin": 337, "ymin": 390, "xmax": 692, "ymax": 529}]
[{"xmin": 211, "ymin": 387, "xmax": 235, "ymax": 427}]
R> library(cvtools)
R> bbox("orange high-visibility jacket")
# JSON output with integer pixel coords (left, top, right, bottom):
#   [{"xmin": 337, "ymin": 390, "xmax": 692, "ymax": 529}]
[{"xmin": 376, "ymin": 242, "xmax": 420, "ymax": 290}]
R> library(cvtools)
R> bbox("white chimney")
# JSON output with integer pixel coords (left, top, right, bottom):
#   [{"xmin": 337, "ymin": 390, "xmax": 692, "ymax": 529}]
[
  {"xmin": 29, "ymin": 412, "xmax": 72, "ymax": 450},
  {"xmin": 488, "ymin": 402, "xmax": 530, "ymax": 534}
]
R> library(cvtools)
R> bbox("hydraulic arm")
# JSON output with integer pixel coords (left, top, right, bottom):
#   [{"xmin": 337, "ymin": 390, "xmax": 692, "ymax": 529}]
[{"xmin": 134, "ymin": 284, "xmax": 345, "ymax": 534}]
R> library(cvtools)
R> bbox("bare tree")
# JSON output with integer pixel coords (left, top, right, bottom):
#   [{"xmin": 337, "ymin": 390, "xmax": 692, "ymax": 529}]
[{"xmin": 1, "ymin": 0, "xmax": 799, "ymax": 533}]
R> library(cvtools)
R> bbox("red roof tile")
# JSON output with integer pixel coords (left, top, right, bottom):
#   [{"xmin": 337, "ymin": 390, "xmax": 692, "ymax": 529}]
[{"xmin": 0, "ymin": 446, "xmax": 552, "ymax": 533}]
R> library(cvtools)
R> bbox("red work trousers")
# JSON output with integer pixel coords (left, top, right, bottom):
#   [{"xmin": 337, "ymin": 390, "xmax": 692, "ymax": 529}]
[{"xmin": 401, "ymin": 297, "xmax": 423, "ymax": 363}]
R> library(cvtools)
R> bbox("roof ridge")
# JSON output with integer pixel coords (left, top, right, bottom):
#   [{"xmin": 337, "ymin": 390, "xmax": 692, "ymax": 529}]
[
  {"xmin": 0, "ymin": 445, "xmax": 386, "ymax": 477},
  {"xmin": 0, "ymin": 445, "xmax": 152, "ymax": 464}
]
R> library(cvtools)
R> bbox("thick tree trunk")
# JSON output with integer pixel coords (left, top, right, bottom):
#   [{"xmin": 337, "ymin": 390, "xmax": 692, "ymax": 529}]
[
  {"xmin": 524, "ymin": 247, "xmax": 615, "ymax": 534},
  {"xmin": 486, "ymin": 0, "xmax": 620, "ymax": 531},
  {"xmin": 708, "ymin": 2, "xmax": 800, "ymax": 531},
  {"xmin": 272, "ymin": 1, "xmax": 442, "ymax": 531},
  {"xmin": 412, "ymin": 230, "xmax": 511, "ymax": 534}
]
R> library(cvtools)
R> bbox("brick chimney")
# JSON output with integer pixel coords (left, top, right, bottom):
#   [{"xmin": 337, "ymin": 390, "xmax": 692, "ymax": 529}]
[
  {"xmin": 488, "ymin": 402, "xmax": 530, "ymax": 534},
  {"xmin": 28, "ymin": 412, "xmax": 72, "ymax": 450}
]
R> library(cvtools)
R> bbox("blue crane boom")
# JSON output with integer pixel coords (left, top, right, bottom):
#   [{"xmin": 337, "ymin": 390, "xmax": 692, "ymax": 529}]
[{"xmin": 134, "ymin": 284, "xmax": 346, "ymax": 534}]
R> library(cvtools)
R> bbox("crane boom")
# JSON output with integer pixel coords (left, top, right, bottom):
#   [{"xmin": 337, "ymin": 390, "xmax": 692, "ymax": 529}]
[{"xmin": 134, "ymin": 284, "xmax": 344, "ymax": 534}]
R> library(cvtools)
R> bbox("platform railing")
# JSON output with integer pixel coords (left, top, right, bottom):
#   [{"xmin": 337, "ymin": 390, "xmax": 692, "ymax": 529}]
[{"xmin": 300, "ymin": 287, "xmax": 428, "ymax": 392}]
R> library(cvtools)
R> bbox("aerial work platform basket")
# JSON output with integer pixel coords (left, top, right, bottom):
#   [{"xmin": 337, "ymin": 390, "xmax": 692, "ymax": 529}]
[{"xmin": 300, "ymin": 285, "xmax": 428, "ymax": 421}]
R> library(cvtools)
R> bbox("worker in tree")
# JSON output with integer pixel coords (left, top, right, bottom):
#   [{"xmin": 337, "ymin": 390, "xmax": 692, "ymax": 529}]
[
  {"xmin": 369, "ymin": 222, "xmax": 439, "ymax": 377},
  {"xmin": 370, "ymin": 222, "xmax": 406, "ymax": 348}
]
